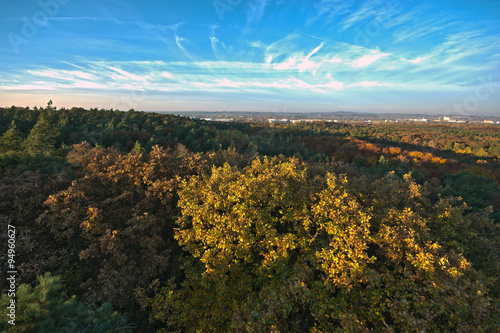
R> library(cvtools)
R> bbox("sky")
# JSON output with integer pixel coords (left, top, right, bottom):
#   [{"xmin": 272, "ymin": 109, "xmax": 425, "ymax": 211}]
[{"xmin": 0, "ymin": 0, "xmax": 499, "ymax": 115}]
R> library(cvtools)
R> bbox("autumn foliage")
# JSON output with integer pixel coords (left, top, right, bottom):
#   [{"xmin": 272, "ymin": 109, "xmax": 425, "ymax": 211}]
[
  {"xmin": 0, "ymin": 106, "xmax": 499, "ymax": 331},
  {"xmin": 139, "ymin": 157, "xmax": 496, "ymax": 331}
]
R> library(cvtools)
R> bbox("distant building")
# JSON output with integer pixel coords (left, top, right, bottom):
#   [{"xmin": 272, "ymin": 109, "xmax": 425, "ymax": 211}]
[
  {"xmin": 268, "ymin": 118, "xmax": 290, "ymax": 123},
  {"xmin": 200, "ymin": 118, "xmax": 233, "ymax": 122}
]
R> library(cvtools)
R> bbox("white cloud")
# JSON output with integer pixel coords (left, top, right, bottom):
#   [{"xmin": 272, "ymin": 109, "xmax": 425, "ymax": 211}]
[
  {"xmin": 401, "ymin": 56, "xmax": 430, "ymax": 64},
  {"xmin": 249, "ymin": 40, "xmax": 266, "ymax": 48},
  {"xmin": 4, "ymin": 83, "xmax": 58, "ymax": 90},
  {"xmin": 62, "ymin": 70, "xmax": 94, "ymax": 80},
  {"xmin": 310, "ymin": 0, "xmax": 355, "ymax": 25},
  {"xmin": 160, "ymin": 72, "xmax": 173, "ymax": 79},
  {"xmin": 2, "ymin": 26, "xmax": 498, "ymax": 108},
  {"xmin": 73, "ymin": 81, "xmax": 106, "ymax": 89},
  {"xmin": 342, "ymin": 0, "xmax": 403, "ymax": 30},
  {"xmin": 175, "ymin": 36, "xmax": 188, "ymax": 50},
  {"xmin": 321, "ymin": 81, "xmax": 344, "ymax": 89},
  {"xmin": 350, "ymin": 52, "xmax": 389, "ymax": 67},
  {"xmin": 108, "ymin": 67, "xmax": 147, "ymax": 82},
  {"xmin": 27, "ymin": 70, "xmax": 61, "ymax": 79},
  {"xmin": 393, "ymin": 17, "xmax": 453, "ymax": 43},
  {"xmin": 347, "ymin": 81, "xmax": 391, "ymax": 88}
]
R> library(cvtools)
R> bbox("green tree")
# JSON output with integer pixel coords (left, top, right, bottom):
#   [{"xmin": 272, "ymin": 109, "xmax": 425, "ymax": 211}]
[
  {"xmin": 131, "ymin": 140, "xmax": 145, "ymax": 153},
  {"xmin": 0, "ymin": 273, "xmax": 132, "ymax": 332},
  {"xmin": 441, "ymin": 172, "xmax": 499, "ymax": 211},
  {"xmin": 46, "ymin": 99, "xmax": 55, "ymax": 111},
  {"xmin": 25, "ymin": 116, "xmax": 60, "ymax": 156},
  {"xmin": 0, "ymin": 120, "xmax": 24, "ymax": 153}
]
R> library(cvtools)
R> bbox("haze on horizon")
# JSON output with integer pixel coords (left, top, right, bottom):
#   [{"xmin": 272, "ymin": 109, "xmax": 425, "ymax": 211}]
[{"xmin": 0, "ymin": 0, "xmax": 499, "ymax": 115}]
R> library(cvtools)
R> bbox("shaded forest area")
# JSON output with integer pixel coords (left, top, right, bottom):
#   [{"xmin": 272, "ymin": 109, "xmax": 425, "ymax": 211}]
[{"xmin": 0, "ymin": 103, "xmax": 499, "ymax": 332}]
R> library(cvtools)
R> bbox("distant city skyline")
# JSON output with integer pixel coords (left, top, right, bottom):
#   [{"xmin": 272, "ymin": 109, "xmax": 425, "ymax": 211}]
[{"xmin": 0, "ymin": 0, "xmax": 499, "ymax": 115}]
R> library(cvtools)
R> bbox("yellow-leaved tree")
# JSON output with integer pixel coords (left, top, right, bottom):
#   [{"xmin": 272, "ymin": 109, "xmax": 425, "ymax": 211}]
[{"xmin": 140, "ymin": 157, "xmax": 495, "ymax": 332}]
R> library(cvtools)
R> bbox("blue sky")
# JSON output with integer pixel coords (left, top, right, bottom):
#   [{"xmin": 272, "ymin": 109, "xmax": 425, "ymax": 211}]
[{"xmin": 0, "ymin": 0, "xmax": 499, "ymax": 115}]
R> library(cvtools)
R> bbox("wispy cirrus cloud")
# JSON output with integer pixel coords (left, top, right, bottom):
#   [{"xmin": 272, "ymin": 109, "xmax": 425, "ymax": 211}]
[
  {"xmin": 341, "ymin": 0, "xmax": 380, "ymax": 30},
  {"xmin": 108, "ymin": 67, "xmax": 147, "ymax": 82},
  {"xmin": 350, "ymin": 52, "xmax": 389, "ymax": 67},
  {"xmin": 394, "ymin": 30, "xmax": 500, "ymax": 74},
  {"xmin": 430, "ymin": 31, "xmax": 500, "ymax": 63},
  {"xmin": 1, "ymin": 0, "xmax": 498, "ymax": 113},
  {"xmin": 310, "ymin": 0, "xmax": 355, "ymax": 24},
  {"xmin": 175, "ymin": 36, "xmax": 188, "ymax": 51},
  {"xmin": 341, "ymin": 0, "xmax": 405, "ymax": 30},
  {"xmin": 244, "ymin": 0, "xmax": 271, "ymax": 33},
  {"xmin": 393, "ymin": 17, "xmax": 455, "ymax": 43},
  {"xmin": 27, "ymin": 69, "xmax": 95, "ymax": 81},
  {"xmin": 3, "ymin": 31, "xmax": 487, "ymax": 99},
  {"xmin": 400, "ymin": 56, "xmax": 430, "ymax": 64},
  {"xmin": 2, "ymin": 0, "xmax": 499, "ymax": 113}
]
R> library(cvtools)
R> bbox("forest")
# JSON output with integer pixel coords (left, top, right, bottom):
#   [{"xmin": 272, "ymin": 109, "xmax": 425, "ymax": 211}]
[{"xmin": 0, "ymin": 102, "xmax": 499, "ymax": 332}]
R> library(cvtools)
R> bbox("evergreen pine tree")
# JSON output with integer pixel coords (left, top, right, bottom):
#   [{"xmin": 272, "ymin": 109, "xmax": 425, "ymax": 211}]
[
  {"xmin": 0, "ymin": 273, "xmax": 133, "ymax": 332},
  {"xmin": 25, "ymin": 116, "xmax": 60, "ymax": 156},
  {"xmin": 0, "ymin": 120, "xmax": 24, "ymax": 153}
]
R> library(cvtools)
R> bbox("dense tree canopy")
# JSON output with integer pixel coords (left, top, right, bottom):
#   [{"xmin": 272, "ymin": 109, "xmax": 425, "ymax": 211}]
[
  {"xmin": 0, "ymin": 105, "xmax": 498, "ymax": 331},
  {"xmin": 139, "ymin": 157, "xmax": 496, "ymax": 332}
]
